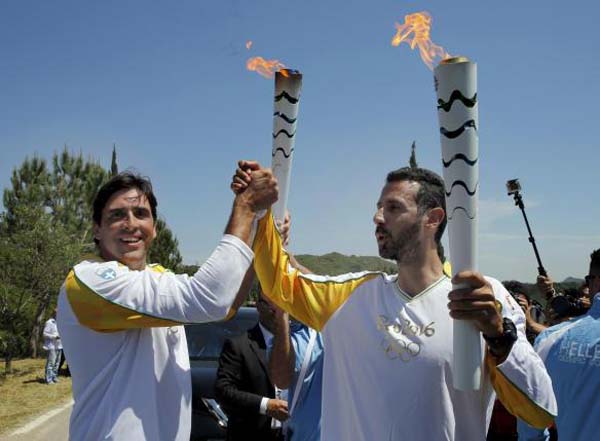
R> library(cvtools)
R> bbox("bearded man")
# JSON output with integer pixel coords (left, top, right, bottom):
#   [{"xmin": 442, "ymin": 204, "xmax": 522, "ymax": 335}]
[{"xmin": 234, "ymin": 163, "xmax": 557, "ymax": 441}]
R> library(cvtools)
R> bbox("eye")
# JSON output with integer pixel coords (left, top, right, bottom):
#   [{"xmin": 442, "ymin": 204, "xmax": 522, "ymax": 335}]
[
  {"xmin": 133, "ymin": 207, "xmax": 151, "ymax": 219},
  {"xmin": 108, "ymin": 210, "xmax": 126, "ymax": 221}
]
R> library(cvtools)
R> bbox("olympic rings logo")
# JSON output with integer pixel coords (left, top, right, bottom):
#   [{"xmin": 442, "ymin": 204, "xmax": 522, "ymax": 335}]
[
  {"xmin": 380, "ymin": 336, "xmax": 421, "ymax": 361},
  {"xmin": 376, "ymin": 314, "xmax": 436, "ymax": 362}
]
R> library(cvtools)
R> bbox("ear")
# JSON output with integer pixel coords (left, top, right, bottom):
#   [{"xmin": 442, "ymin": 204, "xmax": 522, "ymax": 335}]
[
  {"xmin": 93, "ymin": 223, "xmax": 101, "ymax": 241},
  {"xmin": 424, "ymin": 207, "xmax": 445, "ymax": 230},
  {"xmin": 151, "ymin": 223, "xmax": 157, "ymax": 241}
]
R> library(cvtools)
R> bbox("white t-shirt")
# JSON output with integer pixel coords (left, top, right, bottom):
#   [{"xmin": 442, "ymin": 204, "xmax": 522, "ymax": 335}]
[
  {"xmin": 43, "ymin": 318, "xmax": 62, "ymax": 350},
  {"xmin": 58, "ymin": 234, "xmax": 253, "ymax": 441}
]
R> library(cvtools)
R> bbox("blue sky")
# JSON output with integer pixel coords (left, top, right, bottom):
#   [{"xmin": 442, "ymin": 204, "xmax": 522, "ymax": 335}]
[{"xmin": 1, "ymin": 0, "xmax": 598, "ymax": 282}]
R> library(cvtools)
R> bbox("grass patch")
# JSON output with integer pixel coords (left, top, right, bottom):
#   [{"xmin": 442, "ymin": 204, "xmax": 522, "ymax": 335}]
[{"xmin": 0, "ymin": 358, "xmax": 72, "ymax": 436}]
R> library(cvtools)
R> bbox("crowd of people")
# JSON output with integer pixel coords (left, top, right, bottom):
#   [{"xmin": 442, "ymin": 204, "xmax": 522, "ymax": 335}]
[{"xmin": 53, "ymin": 162, "xmax": 598, "ymax": 440}]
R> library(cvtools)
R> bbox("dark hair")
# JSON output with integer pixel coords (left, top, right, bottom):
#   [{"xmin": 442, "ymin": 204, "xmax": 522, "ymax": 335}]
[
  {"xmin": 590, "ymin": 248, "xmax": 600, "ymax": 269},
  {"xmin": 93, "ymin": 171, "xmax": 158, "ymax": 229},
  {"xmin": 386, "ymin": 167, "xmax": 447, "ymax": 244},
  {"xmin": 503, "ymin": 280, "xmax": 525, "ymax": 295},
  {"xmin": 502, "ymin": 280, "xmax": 529, "ymax": 303}
]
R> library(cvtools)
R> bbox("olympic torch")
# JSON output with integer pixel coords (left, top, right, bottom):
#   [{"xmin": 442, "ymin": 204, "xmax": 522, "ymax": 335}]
[
  {"xmin": 246, "ymin": 50, "xmax": 302, "ymax": 225},
  {"xmin": 270, "ymin": 70, "xmax": 302, "ymax": 223},
  {"xmin": 435, "ymin": 57, "xmax": 481, "ymax": 391}
]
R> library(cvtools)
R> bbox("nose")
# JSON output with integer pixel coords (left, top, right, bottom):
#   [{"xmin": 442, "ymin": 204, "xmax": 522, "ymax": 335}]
[
  {"xmin": 373, "ymin": 207, "xmax": 384, "ymax": 225},
  {"xmin": 122, "ymin": 210, "xmax": 138, "ymax": 230}
]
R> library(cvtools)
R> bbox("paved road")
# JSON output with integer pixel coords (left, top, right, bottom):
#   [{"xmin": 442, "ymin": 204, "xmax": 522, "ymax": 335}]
[{"xmin": 1, "ymin": 401, "xmax": 71, "ymax": 441}]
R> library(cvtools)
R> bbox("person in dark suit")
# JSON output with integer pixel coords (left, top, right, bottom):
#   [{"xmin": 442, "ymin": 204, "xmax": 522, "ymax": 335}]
[{"xmin": 215, "ymin": 293, "xmax": 289, "ymax": 441}]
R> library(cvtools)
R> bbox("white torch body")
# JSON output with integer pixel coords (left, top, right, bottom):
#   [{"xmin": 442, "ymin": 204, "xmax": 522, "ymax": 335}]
[
  {"xmin": 271, "ymin": 70, "xmax": 302, "ymax": 224},
  {"xmin": 435, "ymin": 58, "xmax": 481, "ymax": 391}
]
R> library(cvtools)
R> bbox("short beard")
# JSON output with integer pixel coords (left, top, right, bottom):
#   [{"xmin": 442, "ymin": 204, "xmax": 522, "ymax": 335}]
[{"xmin": 378, "ymin": 221, "xmax": 422, "ymax": 263}]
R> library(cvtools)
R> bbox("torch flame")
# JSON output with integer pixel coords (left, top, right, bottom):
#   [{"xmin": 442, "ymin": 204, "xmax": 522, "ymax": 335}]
[
  {"xmin": 391, "ymin": 11, "xmax": 451, "ymax": 70},
  {"xmin": 246, "ymin": 40, "xmax": 253, "ymax": 50},
  {"xmin": 246, "ymin": 56, "xmax": 287, "ymax": 79}
]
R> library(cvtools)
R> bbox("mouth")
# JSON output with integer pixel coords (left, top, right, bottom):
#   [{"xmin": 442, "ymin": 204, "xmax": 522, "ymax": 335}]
[
  {"xmin": 375, "ymin": 228, "xmax": 388, "ymax": 243},
  {"xmin": 119, "ymin": 237, "xmax": 143, "ymax": 246}
]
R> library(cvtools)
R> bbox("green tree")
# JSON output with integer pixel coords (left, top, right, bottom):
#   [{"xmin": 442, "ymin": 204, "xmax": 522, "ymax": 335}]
[
  {"xmin": 0, "ymin": 205, "xmax": 79, "ymax": 363},
  {"xmin": 2, "ymin": 156, "xmax": 50, "ymax": 230},
  {"xmin": 148, "ymin": 218, "xmax": 183, "ymax": 272},
  {"xmin": 111, "ymin": 145, "xmax": 118, "ymax": 177},
  {"xmin": 409, "ymin": 141, "xmax": 418, "ymax": 168},
  {"xmin": 2, "ymin": 150, "xmax": 109, "ymax": 355},
  {"xmin": 50, "ymin": 148, "xmax": 109, "ymax": 248}
]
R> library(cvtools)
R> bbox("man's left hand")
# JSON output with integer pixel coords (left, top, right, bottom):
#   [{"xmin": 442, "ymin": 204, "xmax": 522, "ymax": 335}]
[{"xmin": 447, "ymin": 271, "xmax": 503, "ymax": 338}]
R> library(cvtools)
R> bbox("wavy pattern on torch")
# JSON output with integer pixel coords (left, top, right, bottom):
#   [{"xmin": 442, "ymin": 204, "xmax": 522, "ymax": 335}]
[
  {"xmin": 442, "ymin": 153, "xmax": 478, "ymax": 168},
  {"xmin": 274, "ymin": 91, "xmax": 299, "ymax": 104},
  {"xmin": 440, "ymin": 120, "xmax": 477, "ymax": 139},
  {"xmin": 437, "ymin": 91, "xmax": 477, "ymax": 112},
  {"xmin": 272, "ymin": 129, "xmax": 296, "ymax": 139},
  {"xmin": 445, "ymin": 180, "xmax": 478, "ymax": 197},
  {"xmin": 447, "ymin": 206, "xmax": 476, "ymax": 220},
  {"xmin": 273, "ymin": 112, "xmax": 297, "ymax": 123},
  {"xmin": 272, "ymin": 147, "xmax": 294, "ymax": 158}
]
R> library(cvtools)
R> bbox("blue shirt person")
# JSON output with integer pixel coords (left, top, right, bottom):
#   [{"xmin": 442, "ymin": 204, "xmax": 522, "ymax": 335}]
[
  {"xmin": 519, "ymin": 248, "xmax": 600, "ymax": 441},
  {"xmin": 268, "ymin": 314, "xmax": 324, "ymax": 441}
]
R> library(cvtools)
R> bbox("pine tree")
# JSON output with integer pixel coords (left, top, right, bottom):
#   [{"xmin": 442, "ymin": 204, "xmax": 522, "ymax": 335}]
[
  {"xmin": 2, "ymin": 150, "xmax": 109, "ymax": 355},
  {"xmin": 0, "ymin": 205, "xmax": 79, "ymax": 361},
  {"xmin": 409, "ymin": 141, "xmax": 418, "ymax": 168},
  {"xmin": 111, "ymin": 145, "xmax": 118, "ymax": 177},
  {"xmin": 50, "ymin": 148, "xmax": 109, "ymax": 247},
  {"xmin": 148, "ymin": 218, "xmax": 183, "ymax": 272}
]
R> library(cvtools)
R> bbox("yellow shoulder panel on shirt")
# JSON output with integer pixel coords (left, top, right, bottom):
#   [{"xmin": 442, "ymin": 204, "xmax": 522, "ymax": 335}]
[
  {"xmin": 148, "ymin": 264, "xmax": 168, "ymax": 273},
  {"xmin": 486, "ymin": 354, "xmax": 555, "ymax": 428},
  {"xmin": 253, "ymin": 211, "xmax": 378, "ymax": 331},
  {"xmin": 65, "ymin": 267, "xmax": 182, "ymax": 333}
]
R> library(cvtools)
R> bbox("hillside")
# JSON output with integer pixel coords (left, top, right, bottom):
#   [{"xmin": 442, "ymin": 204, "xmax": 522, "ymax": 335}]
[
  {"xmin": 182, "ymin": 253, "xmax": 584, "ymax": 308},
  {"xmin": 295, "ymin": 252, "xmax": 396, "ymax": 276}
]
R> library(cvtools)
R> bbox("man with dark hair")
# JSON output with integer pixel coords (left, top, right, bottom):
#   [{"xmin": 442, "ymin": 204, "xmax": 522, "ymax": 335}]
[
  {"xmin": 58, "ymin": 169, "xmax": 278, "ymax": 441},
  {"xmin": 519, "ymin": 248, "xmax": 600, "ymax": 441},
  {"xmin": 502, "ymin": 281, "xmax": 547, "ymax": 343},
  {"xmin": 234, "ymin": 162, "xmax": 556, "ymax": 441}
]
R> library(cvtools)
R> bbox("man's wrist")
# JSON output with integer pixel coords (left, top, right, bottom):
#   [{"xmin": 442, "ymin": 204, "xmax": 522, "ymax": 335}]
[
  {"xmin": 233, "ymin": 197, "xmax": 257, "ymax": 218},
  {"xmin": 259, "ymin": 397, "xmax": 269, "ymax": 415},
  {"xmin": 483, "ymin": 318, "xmax": 518, "ymax": 360}
]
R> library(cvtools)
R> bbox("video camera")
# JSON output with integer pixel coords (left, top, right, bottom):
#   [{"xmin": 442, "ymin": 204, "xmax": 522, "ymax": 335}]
[{"xmin": 549, "ymin": 288, "xmax": 589, "ymax": 318}]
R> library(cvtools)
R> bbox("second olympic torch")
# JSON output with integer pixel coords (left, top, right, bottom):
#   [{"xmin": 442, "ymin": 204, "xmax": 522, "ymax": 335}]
[
  {"xmin": 434, "ymin": 57, "xmax": 481, "ymax": 391},
  {"xmin": 270, "ymin": 69, "xmax": 303, "ymax": 224}
]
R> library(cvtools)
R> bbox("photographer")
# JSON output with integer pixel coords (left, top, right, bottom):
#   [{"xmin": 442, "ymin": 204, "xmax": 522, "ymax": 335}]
[
  {"xmin": 538, "ymin": 275, "xmax": 590, "ymax": 325},
  {"xmin": 503, "ymin": 281, "xmax": 547, "ymax": 343},
  {"xmin": 488, "ymin": 282, "xmax": 550, "ymax": 441}
]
